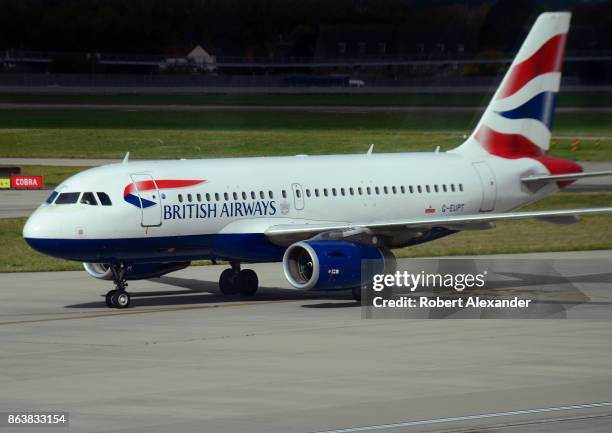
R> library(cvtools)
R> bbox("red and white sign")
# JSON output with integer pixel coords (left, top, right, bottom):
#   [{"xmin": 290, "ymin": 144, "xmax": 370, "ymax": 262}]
[{"xmin": 11, "ymin": 175, "xmax": 43, "ymax": 189}]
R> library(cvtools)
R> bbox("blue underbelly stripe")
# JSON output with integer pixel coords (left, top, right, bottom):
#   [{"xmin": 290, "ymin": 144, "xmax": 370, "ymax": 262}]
[{"xmin": 24, "ymin": 233, "xmax": 286, "ymax": 263}]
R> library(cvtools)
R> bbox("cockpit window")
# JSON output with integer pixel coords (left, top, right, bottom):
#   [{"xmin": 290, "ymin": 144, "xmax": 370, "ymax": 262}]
[
  {"xmin": 55, "ymin": 192, "xmax": 81, "ymax": 204},
  {"xmin": 81, "ymin": 192, "xmax": 98, "ymax": 206},
  {"xmin": 46, "ymin": 191, "xmax": 59, "ymax": 204},
  {"xmin": 97, "ymin": 192, "xmax": 112, "ymax": 206}
]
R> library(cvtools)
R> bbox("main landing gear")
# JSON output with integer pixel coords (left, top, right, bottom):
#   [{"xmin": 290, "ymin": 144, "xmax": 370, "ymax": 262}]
[
  {"xmin": 218, "ymin": 262, "xmax": 259, "ymax": 296},
  {"xmin": 105, "ymin": 263, "xmax": 131, "ymax": 309}
]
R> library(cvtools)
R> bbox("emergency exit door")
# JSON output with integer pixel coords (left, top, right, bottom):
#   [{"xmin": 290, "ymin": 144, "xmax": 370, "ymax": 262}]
[{"xmin": 292, "ymin": 183, "xmax": 304, "ymax": 210}]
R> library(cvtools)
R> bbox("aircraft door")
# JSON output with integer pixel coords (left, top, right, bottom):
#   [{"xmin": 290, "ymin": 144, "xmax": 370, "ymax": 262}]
[
  {"xmin": 129, "ymin": 174, "xmax": 162, "ymax": 227},
  {"xmin": 472, "ymin": 162, "xmax": 497, "ymax": 212},
  {"xmin": 292, "ymin": 183, "xmax": 305, "ymax": 210}
]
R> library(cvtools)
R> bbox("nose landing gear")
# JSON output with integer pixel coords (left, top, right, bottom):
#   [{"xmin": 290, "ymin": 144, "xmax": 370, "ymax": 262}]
[
  {"xmin": 105, "ymin": 263, "xmax": 131, "ymax": 308},
  {"xmin": 219, "ymin": 262, "xmax": 259, "ymax": 296}
]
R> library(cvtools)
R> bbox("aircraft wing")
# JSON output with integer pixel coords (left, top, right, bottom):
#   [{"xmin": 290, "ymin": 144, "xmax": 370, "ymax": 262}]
[{"xmin": 264, "ymin": 206, "xmax": 612, "ymax": 242}]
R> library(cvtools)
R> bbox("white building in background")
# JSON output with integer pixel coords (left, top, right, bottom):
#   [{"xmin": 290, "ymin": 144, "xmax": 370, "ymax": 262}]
[
  {"xmin": 186, "ymin": 45, "xmax": 216, "ymax": 71},
  {"xmin": 163, "ymin": 45, "xmax": 217, "ymax": 72}
]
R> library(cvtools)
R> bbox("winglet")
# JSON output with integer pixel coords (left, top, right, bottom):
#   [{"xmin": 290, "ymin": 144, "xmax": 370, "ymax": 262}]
[
  {"xmin": 122, "ymin": 152, "xmax": 130, "ymax": 165},
  {"xmin": 367, "ymin": 144, "xmax": 374, "ymax": 155}
]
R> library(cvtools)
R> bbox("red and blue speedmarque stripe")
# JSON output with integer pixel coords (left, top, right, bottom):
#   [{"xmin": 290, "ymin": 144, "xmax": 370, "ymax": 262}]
[{"xmin": 123, "ymin": 179, "xmax": 206, "ymax": 208}]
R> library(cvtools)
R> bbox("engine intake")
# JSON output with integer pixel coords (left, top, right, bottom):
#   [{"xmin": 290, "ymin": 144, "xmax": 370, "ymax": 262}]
[
  {"xmin": 83, "ymin": 261, "xmax": 190, "ymax": 280},
  {"xmin": 283, "ymin": 240, "xmax": 393, "ymax": 291}
]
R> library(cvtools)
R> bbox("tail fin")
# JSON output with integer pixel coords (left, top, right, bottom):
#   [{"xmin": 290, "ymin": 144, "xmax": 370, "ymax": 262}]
[{"xmin": 453, "ymin": 12, "xmax": 570, "ymax": 158}]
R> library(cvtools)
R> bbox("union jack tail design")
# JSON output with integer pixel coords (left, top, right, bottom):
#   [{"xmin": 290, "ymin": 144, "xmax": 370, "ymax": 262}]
[{"xmin": 454, "ymin": 12, "xmax": 571, "ymax": 162}]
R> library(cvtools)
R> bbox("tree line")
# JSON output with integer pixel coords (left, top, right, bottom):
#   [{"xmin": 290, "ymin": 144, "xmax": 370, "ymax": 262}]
[{"xmin": 1, "ymin": 0, "xmax": 610, "ymax": 57}]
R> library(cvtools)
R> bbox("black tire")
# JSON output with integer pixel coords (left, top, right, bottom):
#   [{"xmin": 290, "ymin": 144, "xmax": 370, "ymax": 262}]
[
  {"xmin": 219, "ymin": 268, "xmax": 238, "ymax": 295},
  {"xmin": 238, "ymin": 269, "xmax": 258, "ymax": 296},
  {"xmin": 111, "ymin": 290, "xmax": 131, "ymax": 309},
  {"xmin": 352, "ymin": 286, "xmax": 362, "ymax": 303},
  {"xmin": 105, "ymin": 290, "xmax": 116, "ymax": 308}
]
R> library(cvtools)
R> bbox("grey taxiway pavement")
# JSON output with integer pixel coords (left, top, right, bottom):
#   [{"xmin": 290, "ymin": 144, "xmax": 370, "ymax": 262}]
[{"xmin": 1, "ymin": 250, "xmax": 612, "ymax": 432}]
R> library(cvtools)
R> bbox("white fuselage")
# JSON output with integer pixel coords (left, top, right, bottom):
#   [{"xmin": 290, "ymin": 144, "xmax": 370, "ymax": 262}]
[{"xmin": 23, "ymin": 151, "xmax": 554, "ymax": 264}]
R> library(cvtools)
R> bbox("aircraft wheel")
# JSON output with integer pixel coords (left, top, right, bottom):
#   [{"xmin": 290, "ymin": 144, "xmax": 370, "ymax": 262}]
[
  {"xmin": 105, "ymin": 289, "xmax": 117, "ymax": 308},
  {"xmin": 238, "ymin": 269, "xmax": 258, "ymax": 296},
  {"xmin": 111, "ymin": 290, "xmax": 131, "ymax": 309},
  {"xmin": 219, "ymin": 269, "xmax": 238, "ymax": 295}
]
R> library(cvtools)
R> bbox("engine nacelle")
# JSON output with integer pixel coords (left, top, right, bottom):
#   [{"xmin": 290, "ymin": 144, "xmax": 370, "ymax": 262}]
[
  {"xmin": 83, "ymin": 262, "xmax": 191, "ymax": 280},
  {"xmin": 282, "ymin": 240, "xmax": 393, "ymax": 291},
  {"xmin": 83, "ymin": 263, "xmax": 113, "ymax": 280}
]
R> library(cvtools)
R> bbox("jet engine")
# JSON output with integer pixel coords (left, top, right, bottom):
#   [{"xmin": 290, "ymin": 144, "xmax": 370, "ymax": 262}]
[
  {"xmin": 83, "ymin": 261, "xmax": 191, "ymax": 280},
  {"xmin": 282, "ymin": 240, "xmax": 394, "ymax": 291}
]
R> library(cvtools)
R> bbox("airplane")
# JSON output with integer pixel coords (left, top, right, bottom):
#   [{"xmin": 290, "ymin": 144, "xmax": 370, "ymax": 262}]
[{"xmin": 23, "ymin": 12, "xmax": 612, "ymax": 308}]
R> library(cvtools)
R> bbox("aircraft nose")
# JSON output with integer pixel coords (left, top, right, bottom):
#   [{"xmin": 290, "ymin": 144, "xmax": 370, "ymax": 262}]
[
  {"xmin": 23, "ymin": 209, "xmax": 44, "ymax": 239},
  {"xmin": 23, "ymin": 209, "xmax": 59, "ymax": 257},
  {"xmin": 23, "ymin": 208, "xmax": 93, "ymax": 261}
]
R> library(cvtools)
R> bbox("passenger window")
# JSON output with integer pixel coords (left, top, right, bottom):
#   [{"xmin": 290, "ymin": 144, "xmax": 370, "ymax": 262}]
[
  {"xmin": 46, "ymin": 191, "xmax": 59, "ymax": 204},
  {"xmin": 451, "ymin": 184, "xmax": 455, "ymax": 192},
  {"xmin": 434, "ymin": 185, "xmax": 438, "ymax": 193},
  {"xmin": 260, "ymin": 191, "xmax": 265, "ymax": 199},
  {"xmin": 426, "ymin": 185, "xmax": 430, "ymax": 193},
  {"xmin": 306, "ymin": 189, "xmax": 311, "ymax": 198},
  {"xmin": 55, "ymin": 192, "xmax": 81, "ymax": 204},
  {"xmin": 417, "ymin": 185, "xmax": 422, "ymax": 193},
  {"xmin": 242, "ymin": 192, "xmax": 247, "ymax": 200},
  {"xmin": 282, "ymin": 190, "xmax": 287, "ymax": 198},
  {"xmin": 375, "ymin": 186, "xmax": 380, "ymax": 195},
  {"xmin": 97, "ymin": 192, "xmax": 112, "ymax": 206},
  {"xmin": 178, "ymin": 194, "xmax": 183, "ymax": 203},
  {"xmin": 324, "ymin": 188, "xmax": 328, "ymax": 197},
  {"xmin": 251, "ymin": 191, "xmax": 256, "ymax": 200},
  {"xmin": 459, "ymin": 184, "xmax": 464, "ymax": 192},
  {"xmin": 269, "ymin": 191, "xmax": 273, "ymax": 199},
  {"xmin": 409, "ymin": 186, "xmax": 414, "ymax": 194},
  {"xmin": 215, "ymin": 193, "xmax": 220, "ymax": 201},
  {"xmin": 366, "ymin": 187, "xmax": 371, "ymax": 195},
  {"xmin": 206, "ymin": 193, "xmax": 211, "ymax": 201},
  {"xmin": 400, "ymin": 186, "xmax": 405, "ymax": 194},
  {"xmin": 232, "ymin": 192, "xmax": 237, "ymax": 200},
  {"xmin": 340, "ymin": 188, "xmax": 345, "ymax": 196},
  {"xmin": 392, "ymin": 186, "xmax": 397, "ymax": 194},
  {"xmin": 349, "ymin": 187, "xmax": 354, "ymax": 195},
  {"xmin": 197, "ymin": 193, "xmax": 202, "ymax": 202},
  {"xmin": 80, "ymin": 192, "xmax": 98, "ymax": 205},
  {"xmin": 332, "ymin": 188, "xmax": 337, "ymax": 196},
  {"xmin": 224, "ymin": 192, "xmax": 229, "ymax": 201},
  {"xmin": 315, "ymin": 189, "xmax": 320, "ymax": 197},
  {"xmin": 296, "ymin": 189, "xmax": 301, "ymax": 198},
  {"xmin": 188, "ymin": 194, "xmax": 193, "ymax": 202},
  {"xmin": 383, "ymin": 186, "xmax": 388, "ymax": 194},
  {"xmin": 442, "ymin": 184, "xmax": 447, "ymax": 192},
  {"xmin": 358, "ymin": 187, "xmax": 363, "ymax": 195}
]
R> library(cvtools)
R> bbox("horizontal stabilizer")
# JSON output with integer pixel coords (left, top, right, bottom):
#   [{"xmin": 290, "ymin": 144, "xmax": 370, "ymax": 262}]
[{"xmin": 521, "ymin": 170, "xmax": 612, "ymax": 184}]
